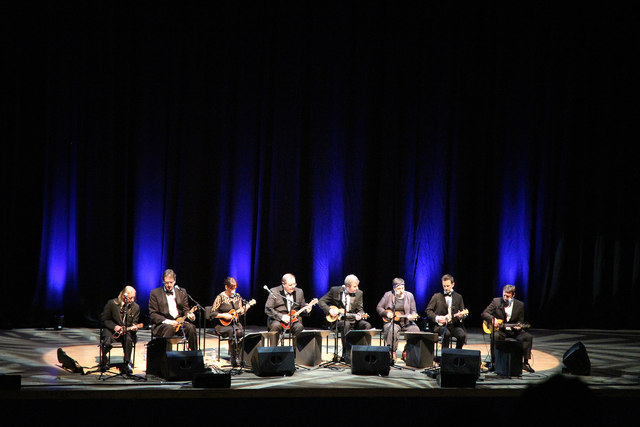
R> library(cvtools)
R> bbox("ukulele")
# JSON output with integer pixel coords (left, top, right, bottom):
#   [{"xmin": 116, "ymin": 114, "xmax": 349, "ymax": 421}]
[
  {"xmin": 219, "ymin": 299, "xmax": 257, "ymax": 326},
  {"xmin": 281, "ymin": 298, "xmax": 318, "ymax": 329},
  {"xmin": 325, "ymin": 305, "xmax": 370, "ymax": 323},
  {"xmin": 174, "ymin": 306, "xmax": 198, "ymax": 332},
  {"xmin": 482, "ymin": 319, "xmax": 531, "ymax": 334},
  {"xmin": 382, "ymin": 310, "xmax": 420, "ymax": 323},
  {"xmin": 439, "ymin": 309, "xmax": 469, "ymax": 324},
  {"xmin": 113, "ymin": 323, "xmax": 143, "ymax": 339}
]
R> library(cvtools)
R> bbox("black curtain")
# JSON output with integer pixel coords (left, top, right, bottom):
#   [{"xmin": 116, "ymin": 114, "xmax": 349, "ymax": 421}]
[{"xmin": 4, "ymin": 2, "xmax": 639, "ymax": 330}]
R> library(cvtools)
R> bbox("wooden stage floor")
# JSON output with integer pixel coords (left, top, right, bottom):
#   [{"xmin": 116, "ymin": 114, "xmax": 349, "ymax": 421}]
[{"xmin": 1, "ymin": 327, "xmax": 639, "ymax": 424}]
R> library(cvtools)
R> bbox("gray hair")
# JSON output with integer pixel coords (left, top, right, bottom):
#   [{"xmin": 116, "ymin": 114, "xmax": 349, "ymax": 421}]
[{"xmin": 344, "ymin": 274, "xmax": 360, "ymax": 286}]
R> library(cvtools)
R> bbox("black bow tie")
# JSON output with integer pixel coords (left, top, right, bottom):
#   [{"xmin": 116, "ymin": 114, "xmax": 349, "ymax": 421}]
[
  {"xmin": 164, "ymin": 289, "xmax": 174, "ymax": 296},
  {"xmin": 444, "ymin": 292, "xmax": 452, "ymax": 297}
]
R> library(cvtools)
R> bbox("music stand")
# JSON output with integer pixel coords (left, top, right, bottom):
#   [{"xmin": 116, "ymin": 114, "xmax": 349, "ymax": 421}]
[
  {"xmin": 483, "ymin": 316, "xmax": 497, "ymax": 372},
  {"xmin": 228, "ymin": 296, "xmax": 254, "ymax": 374},
  {"xmin": 384, "ymin": 307, "xmax": 413, "ymax": 371}
]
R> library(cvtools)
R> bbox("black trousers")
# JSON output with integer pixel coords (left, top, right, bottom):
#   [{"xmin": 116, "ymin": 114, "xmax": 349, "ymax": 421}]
[
  {"xmin": 434, "ymin": 324, "xmax": 467, "ymax": 349},
  {"xmin": 101, "ymin": 330, "xmax": 135, "ymax": 365},
  {"xmin": 153, "ymin": 322, "xmax": 198, "ymax": 351}
]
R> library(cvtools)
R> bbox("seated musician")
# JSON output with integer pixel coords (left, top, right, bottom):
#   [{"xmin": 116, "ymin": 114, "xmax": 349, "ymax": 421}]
[
  {"xmin": 265, "ymin": 273, "xmax": 316, "ymax": 343},
  {"xmin": 425, "ymin": 274, "xmax": 467, "ymax": 349},
  {"xmin": 211, "ymin": 276, "xmax": 253, "ymax": 366},
  {"xmin": 101, "ymin": 285, "xmax": 141, "ymax": 374},
  {"xmin": 148, "ymin": 268, "xmax": 198, "ymax": 351},
  {"xmin": 481, "ymin": 284, "xmax": 534, "ymax": 373},
  {"xmin": 318, "ymin": 274, "xmax": 372, "ymax": 361},
  {"xmin": 376, "ymin": 278, "xmax": 420, "ymax": 363}
]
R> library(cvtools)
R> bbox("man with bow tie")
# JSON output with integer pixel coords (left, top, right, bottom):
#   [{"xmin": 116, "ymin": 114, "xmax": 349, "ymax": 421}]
[
  {"xmin": 481, "ymin": 284, "xmax": 534, "ymax": 373},
  {"xmin": 318, "ymin": 274, "xmax": 372, "ymax": 361},
  {"xmin": 148, "ymin": 269, "xmax": 198, "ymax": 351},
  {"xmin": 425, "ymin": 274, "xmax": 467, "ymax": 349},
  {"xmin": 265, "ymin": 273, "xmax": 315, "ymax": 343}
]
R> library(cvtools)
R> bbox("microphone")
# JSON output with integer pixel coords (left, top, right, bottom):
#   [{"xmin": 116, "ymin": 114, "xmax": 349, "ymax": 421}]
[{"xmin": 264, "ymin": 285, "xmax": 276, "ymax": 297}]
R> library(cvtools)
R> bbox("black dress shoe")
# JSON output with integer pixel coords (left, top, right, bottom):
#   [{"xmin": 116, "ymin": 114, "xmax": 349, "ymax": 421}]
[
  {"xmin": 523, "ymin": 362, "xmax": 535, "ymax": 373},
  {"xmin": 120, "ymin": 363, "xmax": 133, "ymax": 375}
]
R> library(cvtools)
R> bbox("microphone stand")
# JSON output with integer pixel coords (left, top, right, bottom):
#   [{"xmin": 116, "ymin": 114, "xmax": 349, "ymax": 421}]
[
  {"xmin": 237, "ymin": 296, "xmax": 250, "ymax": 371},
  {"xmin": 388, "ymin": 299, "xmax": 411, "ymax": 371},
  {"xmin": 102, "ymin": 307, "xmax": 129, "ymax": 380},
  {"xmin": 488, "ymin": 315, "xmax": 496, "ymax": 371},
  {"xmin": 101, "ymin": 303, "xmax": 144, "ymax": 381},
  {"xmin": 264, "ymin": 285, "xmax": 284, "ymax": 347},
  {"xmin": 230, "ymin": 295, "xmax": 251, "ymax": 373},
  {"xmin": 230, "ymin": 314, "xmax": 239, "ymax": 370},
  {"xmin": 281, "ymin": 292, "xmax": 300, "ymax": 347},
  {"xmin": 389, "ymin": 293, "xmax": 403, "ymax": 369},
  {"xmin": 177, "ymin": 287, "xmax": 205, "ymax": 351},
  {"xmin": 319, "ymin": 296, "xmax": 349, "ymax": 369},
  {"xmin": 389, "ymin": 309, "xmax": 398, "ymax": 368},
  {"xmin": 288, "ymin": 301, "xmax": 312, "ymax": 371}
]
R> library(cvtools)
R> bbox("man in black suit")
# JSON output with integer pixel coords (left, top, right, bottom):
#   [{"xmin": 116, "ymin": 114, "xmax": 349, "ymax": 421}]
[
  {"xmin": 481, "ymin": 284, "xmax": 535, "ymax": 373},
  {"xmin": 265, "ymin": 273, "xmax": 316, "ymax": 344},
  {"xmin": 318, "ymin": 274, "xmax": 372, "ymax": 361},
  {"xmin": 101, "ymin": 285, "xmax": 140, "ymax": 374},
  {"xmin": 425, "ymin": 274, "xmax": 467, "ymax": 349},
  {"xmin": 148, "ymin": 269, "xmax": 197, "ymax": 351}
]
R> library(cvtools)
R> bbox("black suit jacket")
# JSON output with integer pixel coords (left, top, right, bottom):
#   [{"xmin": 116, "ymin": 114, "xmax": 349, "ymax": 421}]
[
  {"xmin": 425, "ymin": 291, "xmax": 466, "ymax": 325},
  {"xmin": 101, "ymin": 298, "xmax": 140, "ymax": 332},
  {"xmin": 148, "ymin": 286, "xmax": 192, "ymax": 335},
  {"xmin": 318, "ymin": 286, "xmax": 365, "ymax": 316},
  {"xmin": 264, "ymin": 286, "xmax": 310, "ymax": 323},
  {"xmin": 481, "ymin": 297, "xmax": 526, "ymax": 324}
]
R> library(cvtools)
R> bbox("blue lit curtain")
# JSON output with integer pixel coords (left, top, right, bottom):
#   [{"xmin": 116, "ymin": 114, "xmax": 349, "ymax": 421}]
[{"xmin": 5, "ymin": 3, "xmax": 639, "ymax": 329}]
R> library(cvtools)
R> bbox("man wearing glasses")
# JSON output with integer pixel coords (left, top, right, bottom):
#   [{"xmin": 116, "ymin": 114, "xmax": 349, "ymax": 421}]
[
  {"xmin": 265, "ymin": 273, "xmax": 316, "ymax": 344},
  {"xmin": 149, "ymin": 268, "xmax": 198, "ymax": 351}
]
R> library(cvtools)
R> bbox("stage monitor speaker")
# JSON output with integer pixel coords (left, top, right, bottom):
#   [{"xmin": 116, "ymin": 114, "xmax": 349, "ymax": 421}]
[
  {"xmin": 350, "ymin": 345, "xmax": 390, "ymax": 376},
  {"xmin": 252, "ymin": 346, "xmax": 295, "ymax": 376},
  {"xmin": 164, "ymin": 350, "xmax": 205, "ymax": 380},
  {"xmin": 146, "ymin": 339, "xmax": 205, "ymax": 380},
  {"xmin": 57, "ymin": 348, "xmax": 84, "ymax": 374},
  {"xmin": 438, "ymin": 348, "xmax": 480, "ymax": 387},
  {"xmin": 192, "ymin": 372, "xmax": 231, "ymax": 388},
  {"xmin": 495, "ymin": 338, "xmax": 523, "ymax": 377},
  {"xmin": 563, "ymin": 342, "xmax": 591, "ymax": 375}
]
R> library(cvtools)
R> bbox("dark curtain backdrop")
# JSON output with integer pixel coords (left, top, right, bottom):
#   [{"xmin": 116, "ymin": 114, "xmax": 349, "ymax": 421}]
[{"xmin": 4, "ymin": 2, "xmax": 639, "ymax": 330}]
